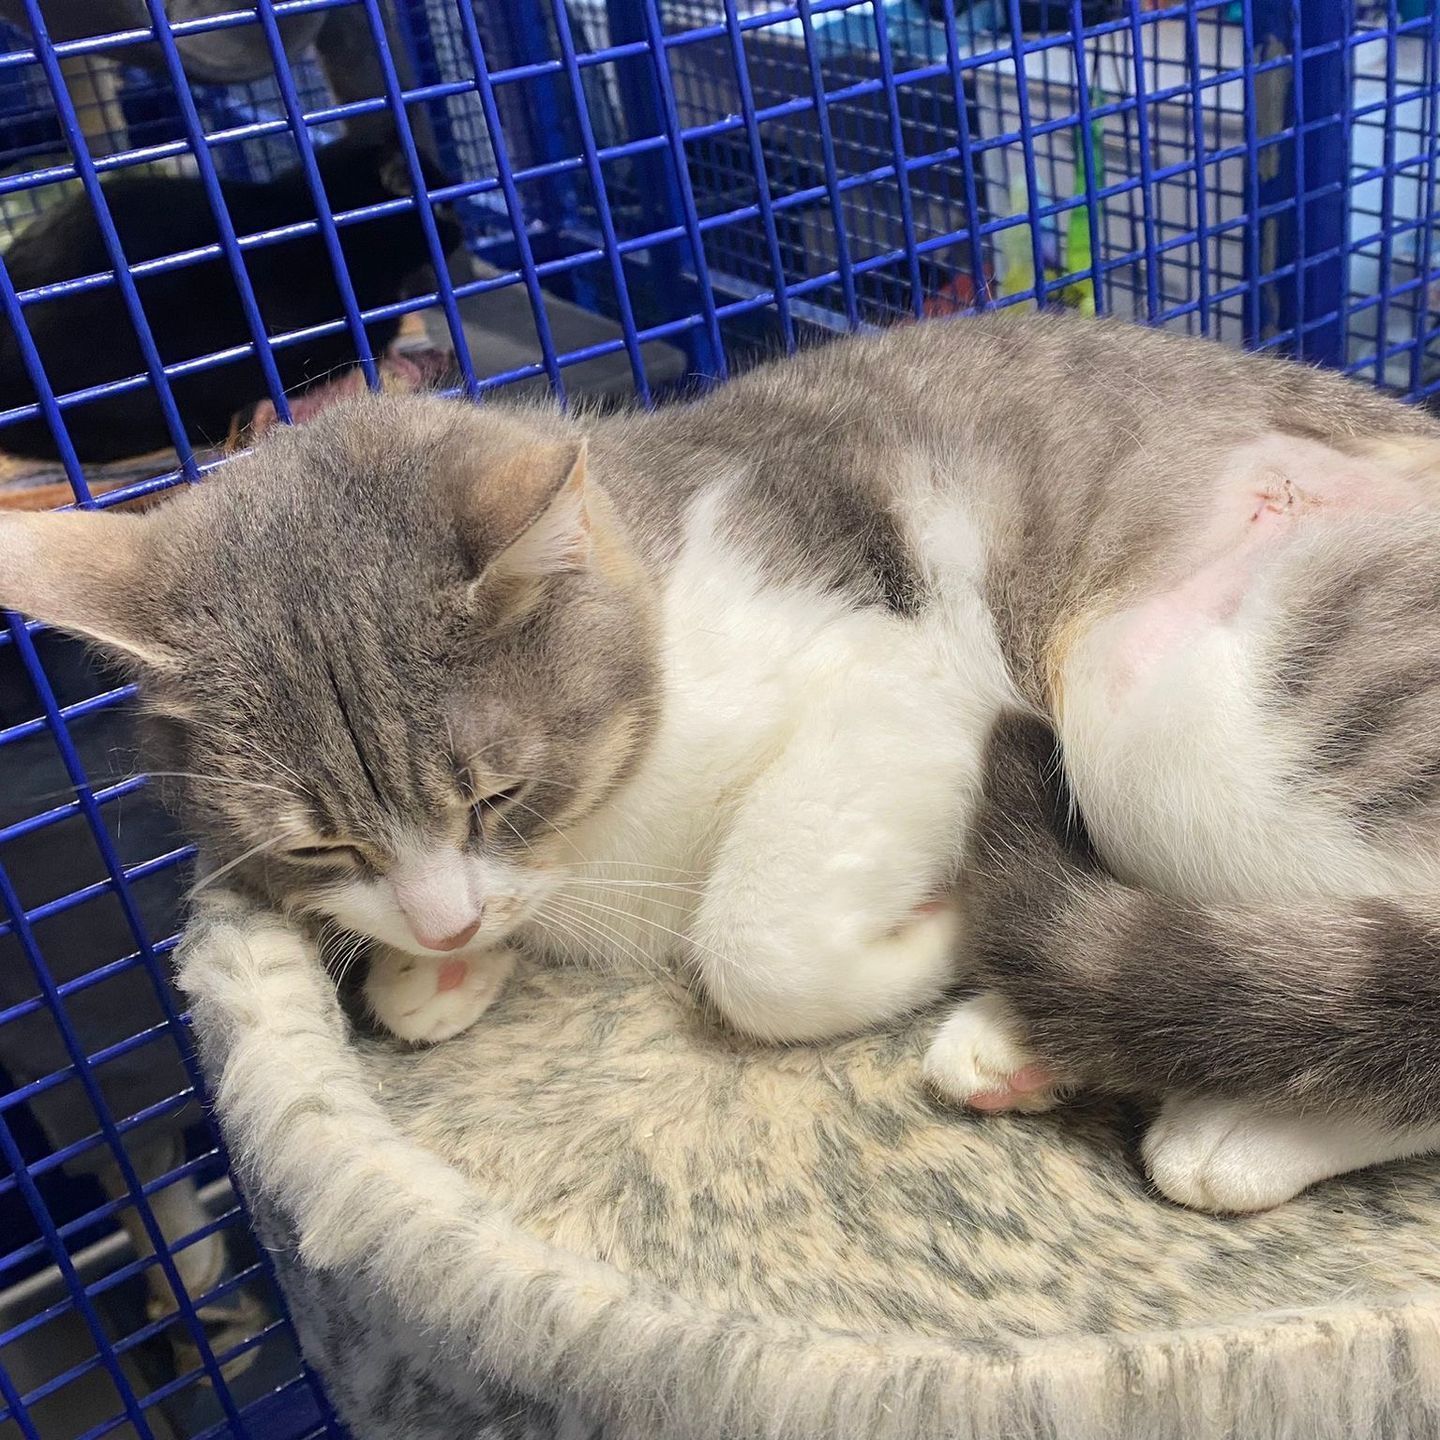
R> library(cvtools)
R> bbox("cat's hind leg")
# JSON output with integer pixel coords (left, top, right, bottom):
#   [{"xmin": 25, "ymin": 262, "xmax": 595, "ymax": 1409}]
[
  {"xmin": 928, "ymin": 707, "xmax": 1440, "ymax": 1207},
  {"xmin": 982, "ymin": 502, "xmax": 1440, "ymax": 1201}
]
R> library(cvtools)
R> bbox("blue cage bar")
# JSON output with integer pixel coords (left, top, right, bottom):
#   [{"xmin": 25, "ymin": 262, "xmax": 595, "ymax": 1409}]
[{"xmin": 0, "ymin": 1, "xmax": 1435, "ymax": 1435}]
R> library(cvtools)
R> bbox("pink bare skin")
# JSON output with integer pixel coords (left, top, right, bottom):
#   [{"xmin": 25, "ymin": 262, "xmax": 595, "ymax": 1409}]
[{"xmin": 964, "ymin": 1063, "xmax": 1061, "ymax": 1111}]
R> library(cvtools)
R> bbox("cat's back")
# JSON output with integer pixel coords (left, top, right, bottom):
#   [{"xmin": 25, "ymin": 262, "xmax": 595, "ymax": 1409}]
[
  {"xmin": 601, "ymin": 311, "xmax": 1440, "ymax": 563},
  {"xmin": 589, "ymin": 313, "xmax": 1440, "ymax": 684},
  {"xmin": 588, "ymin": 312, "xmax": 1251, "ymax": 582},
  {"xmin": 6, "ymin": 171, "xmax": 233, "ymax": 285},
  {"xmin": 614, "ymin": 310, "xmax": 1433, "ymax": 477}
]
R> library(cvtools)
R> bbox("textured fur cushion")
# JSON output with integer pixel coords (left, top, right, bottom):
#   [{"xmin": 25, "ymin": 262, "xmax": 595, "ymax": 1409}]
[{"xmin": 180, "ymin": 910, "xmax": 1440, "ymax": 1440}]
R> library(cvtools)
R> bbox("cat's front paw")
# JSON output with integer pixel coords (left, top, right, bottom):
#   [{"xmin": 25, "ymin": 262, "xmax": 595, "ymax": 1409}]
[
  {"xmin": 922, "ymin": 991, "xmax": 1063, "ymax": 1114},
  {"xmin": 364, "ymin": 946, "xmax": 515, "ymax": 1044}
]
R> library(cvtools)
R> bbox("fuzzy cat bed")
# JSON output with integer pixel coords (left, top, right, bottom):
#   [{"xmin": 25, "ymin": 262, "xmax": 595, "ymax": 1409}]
[{"xmin": 180, "ymin": 905, "xmax": 1440, "ymax": 1440}]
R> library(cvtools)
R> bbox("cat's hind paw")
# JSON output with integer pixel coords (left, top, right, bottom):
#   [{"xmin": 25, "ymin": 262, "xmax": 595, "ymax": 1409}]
[
  {"xmin": 365, "ymin": 946, "xmax": 515, "ymax": 1045},
  {"xmin": 923, "ymin": 991, "xmax": 1063, "ymax": 1114},
  {"xmin": 1142, "ymin": 1099, "xmax": 1298, "ymax": 1213},
  {"xmin": 1138, "ymin": 1096, "xmax": 1403, "ymax": 1213}
]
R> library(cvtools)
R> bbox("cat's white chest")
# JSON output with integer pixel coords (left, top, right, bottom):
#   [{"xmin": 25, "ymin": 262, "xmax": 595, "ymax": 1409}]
[{"xmin": 534, "ymin": 493, "xmax": 1015, "ymax": 976}]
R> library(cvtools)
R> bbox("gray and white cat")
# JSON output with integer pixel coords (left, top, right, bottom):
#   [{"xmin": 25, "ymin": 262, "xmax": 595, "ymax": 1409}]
[{"xmin": 5, "ymin": 310, "xmax": 1440, "ymax": 1214}]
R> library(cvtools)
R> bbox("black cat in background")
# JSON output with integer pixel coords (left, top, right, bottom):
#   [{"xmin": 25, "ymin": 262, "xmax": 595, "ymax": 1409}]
[
  {"xmin": 0, "ymin": 135, "xmax": 463, "ymax": 462},
  {"xmin": 924, "ymin": 0, "xmax": 1120, "ymax": 30}
]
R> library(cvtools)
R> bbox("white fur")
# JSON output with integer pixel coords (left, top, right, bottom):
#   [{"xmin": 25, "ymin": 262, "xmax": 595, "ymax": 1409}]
[
  {"xmin": 318, "ymin": 839, "xmax": 543, "ymax": 959},
  {"xmin": 539, "ymin": 483, "xmax": 1017, "ymax": 1041},
  {"xmin": 1060, "ymin": 585, "xmax": 1376, "ymax": 903},
  {"xmin": 1143, "ymin": 1096, "xmax": 1440, "ymax": 1214}
]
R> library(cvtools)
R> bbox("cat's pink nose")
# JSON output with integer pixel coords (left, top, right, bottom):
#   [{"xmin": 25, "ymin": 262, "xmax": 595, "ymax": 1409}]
[{"xmin": 413, "ymin": 920, "xmax": 480, "ymax": 953}]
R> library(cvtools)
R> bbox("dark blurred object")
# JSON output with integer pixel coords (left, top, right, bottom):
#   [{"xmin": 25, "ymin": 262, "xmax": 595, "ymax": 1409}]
[
  {"xmin": 0, "ymin": 632, "xmax": 194, "ymax": 1184},
  {"xmin": 924, "ymin": 0, "xmax": 1122, "ymax": 31},
  {"xmin": 0, "ymin": 1, "xmax": 323, "ymax": 84},
  {"xmin": 0, "ymin": 135, "xmax": 464, "ymax": 461},
  {"xmin": 0, "ymin": 3, "xmax": 398, "ymax": 144}
]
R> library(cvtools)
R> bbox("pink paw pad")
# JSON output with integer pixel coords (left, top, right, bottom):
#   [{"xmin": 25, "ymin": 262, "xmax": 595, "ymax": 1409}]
[
  {"xmin": 965, "ymin": 1064, "xmax": 1058, "ymax": 1111},
  {"xmin": 435, "ymin": 959, "xmax": 469, "ymax": 993}
]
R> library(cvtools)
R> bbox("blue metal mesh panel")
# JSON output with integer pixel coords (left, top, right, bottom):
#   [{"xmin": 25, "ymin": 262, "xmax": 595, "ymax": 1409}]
[
  {"xmin": 1347, "ymin": 11, "xmax": 1440, "ymax": 391},
  {"xmin": 0, "ymin": 1, "xmax": 1435, "ymax": 1436},
  {"xmin": 466, "ymin": 0, "xmax": 1437, "ymax": 386},
  {"xmin": 0, "ymin": 39, "xmax": 341, "ymax": 243}
]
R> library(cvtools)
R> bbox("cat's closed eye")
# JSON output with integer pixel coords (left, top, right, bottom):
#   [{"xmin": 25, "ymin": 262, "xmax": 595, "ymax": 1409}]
[
  {"xmin": 473, "ymin": 782, "xmax": 525, "ymax": 812},
  {"xmin": 286, "ymin": 843, "xmax": 366, "ymax": 868},
  {"xmin": 468, "ymin": 782, "xmax": 526, "ymax": 842}
]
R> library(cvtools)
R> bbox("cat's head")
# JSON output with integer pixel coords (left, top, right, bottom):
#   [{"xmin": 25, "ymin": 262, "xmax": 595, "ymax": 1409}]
[{"xmin": 0, "ymin": 394, "xmax": 659, "ymax": 957}]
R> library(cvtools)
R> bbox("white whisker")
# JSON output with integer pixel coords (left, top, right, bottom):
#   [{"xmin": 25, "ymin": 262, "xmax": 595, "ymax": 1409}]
[
  {"xmin": 189, "ymin": 821, "xmax": 305, "ymax": 895},
  {"xmin": 145, "ymin": 770, "xmax": 297, "ymax": 798},
  {"xmin": 557, "ymin": 892, "xmax": 736, "ymax": 977},
  {"xmin": 488, "ymin": 771, "xmax": 583, "ymax": 793},
  {"xmin": 324, "ymin": 929, "xmax": 371, "ymax": 989},
  {"xmin": 538, "ymin": 896, "xmax": 673, "ymax": 985},
  {"xmin": 556, "ymin": 878, "xmax": 701, "ymax": 913},
  {"xmin": 558, "ymin": 877, "xmax": 705, "ymax": 893},
  {"xmin": 547, "ymin": 860, "xmax": 704, "ymax": 877},
  {"xmin": 507, "ymin": 794, "xmax": 591, "ymax": 863},
  {"xmin": 536, "ymin": 898, "xmax": 637, "ymax": 969},
  {"xmin": 492, "ymin": 807, "xmax": 535, "ymax": 856}
]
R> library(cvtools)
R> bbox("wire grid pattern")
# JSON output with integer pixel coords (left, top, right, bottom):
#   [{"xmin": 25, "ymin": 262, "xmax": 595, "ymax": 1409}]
[
  {"xmin": 0, "ymin": 43, "xmax": 339, "ymax": 241},
  {"xmin": 456, "ymin": 0, "xmax": 1440, "ymax": 387},
  {"xmin": 0, "ymin": 2, "xmax": 1435, "ymax": 1438}
]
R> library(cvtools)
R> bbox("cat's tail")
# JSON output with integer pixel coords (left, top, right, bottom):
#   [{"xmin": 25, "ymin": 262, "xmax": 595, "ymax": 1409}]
[{"xmin": 970, "ymin": 712, "xmax": 1440, "ymax": 1127}]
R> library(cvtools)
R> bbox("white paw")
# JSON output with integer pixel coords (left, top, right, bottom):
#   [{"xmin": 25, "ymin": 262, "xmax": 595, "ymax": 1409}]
[
  {"xmin": 922, "ymin": 991, "xmax": 1062, "ymax": 1114},
  {"xmin": 364, "ymin": 946, "xmax": 515, "ymax": 1044},
  {"xmin": 1142, "ymin": 1097, "xmax": 1337, "ymax": 1213}
]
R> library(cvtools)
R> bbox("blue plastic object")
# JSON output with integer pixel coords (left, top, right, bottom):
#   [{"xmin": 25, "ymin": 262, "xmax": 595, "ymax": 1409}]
[{"xmin": 0, "ymin": 2, "xmax": 1435, "ymax": 1436}]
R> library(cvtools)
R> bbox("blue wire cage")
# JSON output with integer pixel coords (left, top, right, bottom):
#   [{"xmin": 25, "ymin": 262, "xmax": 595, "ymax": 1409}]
[{"xmin": 0, "ymin": 1, "xmax": 1435, "ymax": 1436}]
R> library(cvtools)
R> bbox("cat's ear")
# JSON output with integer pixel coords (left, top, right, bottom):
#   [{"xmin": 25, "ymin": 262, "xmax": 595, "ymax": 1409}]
[
  {"xmin": 465, "ymin": 438, "xmax": 591, "ymax": 617},
  {"xmin": 0, "ymin": 511, "xmax": 172, "ymax": 667}
]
